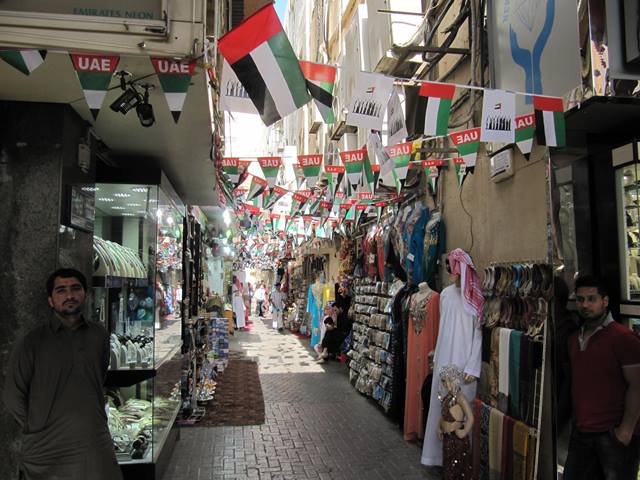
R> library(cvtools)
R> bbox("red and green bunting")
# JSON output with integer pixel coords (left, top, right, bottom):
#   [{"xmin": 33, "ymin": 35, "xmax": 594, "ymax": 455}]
[
  {"xmin": 299, "ymin": 60, "xmax": 336, "ymax": 124},
  {"xmin": 340, "ymin": 149, "xmax": 366, "ymax": 194},
  {"xmin": 453, "ymin": 157, "xmax": 467, "ymax": 186},
  {"xmin": 385, "ymin": 142, "xmax": 413, "ymax": 194},
  {"xmin": 422, "ymin": 160, "xmax": 446, "ymax": 194},
  {"xmin": 362, "ymin": 150, "xmax": 376, "ymax": 194},
  {"xmin": 292, "ymin": 163, "xmax": 305, "ymax": 188},
  {"xmin": 450, "ymin": 127, "xmax": 481, "ymax": 167},
  {"xmin": 416, "ymin": 82, "xmax": 456, "ymax": 136},
  {"xmin": 218, "ymin": 4, "xmax": 311, "ymax": 126},
  {"xmin": 298, "ymin": 154, "xmax": 323, "ymax": 188},
  {"xmin": 290, "ymin": 190, "xmax": 311, "ymax": 216},
  {"xmin": 0, "ymin": 49, "xmax": 47, "ymax": 75},
  {"xmin": 151, "ymin": 58, "xmax": 196, "ymax": 123},
  {"xmin": 264, "ymin": 185, "xmax": 288, "ymax": 209},
  {"xmin": 533, "ymin": 95, "xmax": 566, "ymax": 147},
  {"xmin": 324, "ymin": 165, "xmax": 345, "ymax": 201},
  {"xmin": 257, "ymin": 156, "xmax": 281, "ymax": 188},
  {"xmin": 222, "ymin": 157, "xmax": 240, "ymax": 185},
  {"xmin": 70, "ymin": 53, "xmax": 120, "ymax": 120},
  {"xmin": 515, "ymin": 113, "xmax": 536, "ymax": 155}
]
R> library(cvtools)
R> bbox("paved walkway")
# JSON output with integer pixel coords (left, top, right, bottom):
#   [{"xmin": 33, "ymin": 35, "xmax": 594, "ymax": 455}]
[{"xmin": 162, "ymin": 315, "xmax": 439, "ymax": 480}]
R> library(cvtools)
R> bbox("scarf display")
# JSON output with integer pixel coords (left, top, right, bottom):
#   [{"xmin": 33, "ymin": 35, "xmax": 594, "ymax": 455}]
[
  {"xmin": 488, "ymin": 407, "xmax": 504, "ymax": 480},
  {"xmin": 448, "ymin": 248, "xmax": 484, "ymax": 324},
  {"xmin": 512, "ymin": 420, "xmax": 529, "ymax": 480}
]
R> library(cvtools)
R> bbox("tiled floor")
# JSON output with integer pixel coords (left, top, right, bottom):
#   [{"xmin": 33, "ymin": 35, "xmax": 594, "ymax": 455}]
[{"xmin": 162, "ymin": 315, "xmax": 440, "ymax": 480}]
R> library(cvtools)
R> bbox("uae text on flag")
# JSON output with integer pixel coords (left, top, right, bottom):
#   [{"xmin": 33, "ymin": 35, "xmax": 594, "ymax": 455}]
[
  {"xmin": 257, "ymin": 156, "xmax": 281, "ymax": 188},
  {"xmin": 387, "ymin": 87, "xmax": 408, "ymax": 145},
  {"xmin": 422, "ymin": 160, "xmax": 446, "ymax": 194},
  {"xmin": 151, "ymin": 58, "xmax": 196, "ymax": 123},
  {"xmin": 515, "ymin": 113, "xmax": 536, "ymax": 155},
  {"xmin": 453, "ymin": 157, "xmax": 467, "ymax": 186},
  {"xmin": 264, "ymin": 185, "xmax": 288, "ymax": 210},
  {"xmin": 298, "ymin": 154, "xmax": 323, "ymax": 188},
  {"xmin": 220, "ymin": 59, "xmax": 259, "ymax": 114},
  {"xmin": 385, "ymin": 142, "xmax": 413, "ymax": 192},
  {"xmin": 218, "ymin": 4, "xmax": 311, "ymax": 126},
  {"xmin": 299, "ymin": 61, "xmax": 336, "ymax": 124},
  {"xmin": 70, "ymin": 54, "xmax": 120, "ymax": 120},
  {"xmin": 324, "ymin": 165, "xmax": 345, "ymax": 201},
  {"xmin": 533, "ymin": 96, "xmax": 566, "ymax": 147},
  {"xmin": 416, "ymin": 82, "xmax": 456, "ymax": 136},
  {"xmin": 340, "ymin": 149, "xmax": 366, "ymax": 194},
  {"xmin": 222, "ymin": 157, "xmax": 240, "ymax": 187},
  {"xmin": 450, "ymin": 128, "xmax": 481, "ymax": 167},
  {"xmin": 0, "ymin": 49, "xmax": 47, "ymax": 76},
  {"xmin": 346, "ymin": 72, "xmax": 394, "ymax": 131}
]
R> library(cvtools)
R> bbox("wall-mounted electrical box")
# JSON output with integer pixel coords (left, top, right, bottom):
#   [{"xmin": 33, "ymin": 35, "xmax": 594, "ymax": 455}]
[{"xmin": 490, "ymin": 146, "xmax": 515, "ymax": 183}]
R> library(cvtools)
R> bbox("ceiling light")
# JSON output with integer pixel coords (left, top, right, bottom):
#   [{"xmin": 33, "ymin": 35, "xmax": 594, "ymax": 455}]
[
  {"xmin": 127, "ymin": 203, "xmax": 141, "ymax": 207},
  {"xmin": 132, "ymin": 187, "xmax": 148, "ymax": 193},
  {"xmin": 112, "ymin": 206, "xmax": 125, "ymax": 210},
  {"xmin": 81, "ymin": 186, "xmax": 99, "ymax": 192},
  {"xmin": 149, "ymin": 198, "xmax": 157, "ymax": 203},
  {"xmin": 167, "ymin": 216, "xmax": 174, "ymax": 225},
  {"xmin": 114, "ymin": 193, "xmax": 131, "ymax": 198},
  {"xmin": 98, "ymin": 197, "xmax": 114, "ymax": 202},
  {"xmin": 122, "ymin": 213, "xmax": 134, "ymax": 216}
]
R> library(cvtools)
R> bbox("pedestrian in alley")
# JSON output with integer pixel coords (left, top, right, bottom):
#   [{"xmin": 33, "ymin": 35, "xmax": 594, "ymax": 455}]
[
  {"xmin": 315, "ymin": 315, "xmax": 342, "ymax": 363},
  {"xmin": 3, "ymin": 268, "xmax": 122, "ymax": 480},
  {"xmin": 270, "ymin": 282, "xmax": 285, "ymax": 332},
  {"xmin": 564, "ymin": 275, "xmax": 640, "ymax": 480},
  {"xmin": 254, "ymin": 283, "xmax": 266, "ymax": 317}
]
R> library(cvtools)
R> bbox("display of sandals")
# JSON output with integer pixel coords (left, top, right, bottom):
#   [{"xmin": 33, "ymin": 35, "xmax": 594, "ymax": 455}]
[{"xmin": 93, "ymin": 236, "xmax": 147, "ymax": 278}]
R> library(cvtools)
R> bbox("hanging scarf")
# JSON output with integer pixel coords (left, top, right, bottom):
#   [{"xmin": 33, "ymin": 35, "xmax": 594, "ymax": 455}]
[{"xmin": 448, "ymin": 248, "xmax": 484, "ymax": 325}]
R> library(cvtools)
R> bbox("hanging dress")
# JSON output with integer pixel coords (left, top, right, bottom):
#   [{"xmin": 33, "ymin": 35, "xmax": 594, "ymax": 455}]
[
  {"xmin": 421, "ymin": 284, "xmax": 483, "ymax": 466},
  {"xmin": 308, "ymin": 283, "xmax": 323, "ymax": 347},
  {"xmin": 404, "ymin": 289, "xmax": 440, "ymax": 441}
]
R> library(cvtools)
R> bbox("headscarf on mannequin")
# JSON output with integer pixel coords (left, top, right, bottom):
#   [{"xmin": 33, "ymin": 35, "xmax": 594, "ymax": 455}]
[{"xmin": 447, "ymin": 248, "xmax": 484, "ymax": 324}]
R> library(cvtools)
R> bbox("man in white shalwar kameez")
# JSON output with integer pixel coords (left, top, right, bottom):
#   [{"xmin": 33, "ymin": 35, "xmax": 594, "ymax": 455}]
[{"xmin": 421, "ymin": 249, "xmax": 484, "ymax": 466}]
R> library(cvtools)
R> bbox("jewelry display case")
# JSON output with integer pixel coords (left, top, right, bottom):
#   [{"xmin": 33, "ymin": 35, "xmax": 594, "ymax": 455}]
[{"xmin": 90, "ymin": 167, "xmax": 185, "ymax": 479}]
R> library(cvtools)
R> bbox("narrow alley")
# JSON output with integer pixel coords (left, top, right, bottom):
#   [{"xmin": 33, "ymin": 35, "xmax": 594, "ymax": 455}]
[{"xmin": 163, "ymin": 314, "xmax": 438, "ymax": 480}]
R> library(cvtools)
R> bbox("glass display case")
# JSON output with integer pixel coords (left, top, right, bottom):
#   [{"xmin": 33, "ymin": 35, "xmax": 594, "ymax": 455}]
[
  {"xmin": 90, "ymin": 170, "xmax": 184, "ymax": 478},
  {"xmin": 614, "ymin": 144, "xmax": 640, "ymax": 302}
]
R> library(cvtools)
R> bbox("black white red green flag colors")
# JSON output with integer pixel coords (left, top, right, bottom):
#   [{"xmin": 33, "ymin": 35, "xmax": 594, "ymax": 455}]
[
  {"xmin": 416, "ymin": 82, "xmax": 456, "ymax": 136},
  {"xmin": 453, "ymin": 157, "xmax": 468, "ymax": 187},
  {"xmin": 533, "ymin": 96, "xmax": 566, "ymax": 147},
  {"xmin": 324, "ymin": 165, "xmax": 345, "ymax": 201},
  {"xmin": 218, "ymin": 4, "xmax": 311, "ymax": 126},
  {"xmin": 246, "ymin": 175, "xmax": 268, "ymax": 201},
  {"xmin": 299, "ymin": 61, "xmax": 336, "ymax": 124},
  {"xmin": 0, "ymin": 49, "xmax": 47, "ymax": 75},
  {"xmin": 70, "ymin": 53, "xmax": 120, "ymax": 120},
  {"xmin": 340, "ymin": 149, "xmax": 366, "ymax": 194},
  {"xmin": 151, "ymin": 58, "xmax": 196, "ymax": 123},
  {"xmin": 298, "ymin": 154, "xmax": 323, "ymax": 189},
  {"xmin": 422, "ymin": 160, "xmax": 446, "ymax": 195},
  {"xmin": 222, "ymin": 157, "xmax": 240, "ymax": 185},
  {"xmin": 257, "ymin": 156, "xmax": 281, "ymax": 189},
  {"xmin": 515, "ymin": 114, "xmax": 536, "ymax": 156},
  {"xmin": 450, "ymin": 128, "xmax": 481, "ymax": 168}
]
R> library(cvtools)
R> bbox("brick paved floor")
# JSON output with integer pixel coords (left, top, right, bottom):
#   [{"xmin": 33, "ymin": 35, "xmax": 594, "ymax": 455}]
[{"xmin": 162, "ymin": 315, "xmax": 440, "ymax": 480}]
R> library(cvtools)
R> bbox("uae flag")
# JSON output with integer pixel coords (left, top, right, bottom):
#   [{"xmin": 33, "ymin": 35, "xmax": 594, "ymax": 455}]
[
  {"xmin": 385, "ymin": 142, "xmax": 413, "ymax": 193},
  {"xmin": 450, "ymin": 127, "xmax": 481, "ymax": 167},
  {"xmin": 264, "ymin": 185, "xmax": 288, "ymax": 210},
  {"xmin": 299, "ymin": 61, "xmax": 336, "ymax": 124},
  {"xmin": 290, "ymin": 190, "xmax": 310, "ymax": 216},
  {"xmin": 534, "ymin": 96, "xmax": 566, "ymax": 147},
  {"xmin": 324, "ymin": 165, "xmax": 345, "ymax": 201},
  {"xmin": 218, "ymin": 4, "xmax": 311, "ymax": 126},
  {"xmin": 299, "ymin": 154, "xmax": 323, "ymax": 188},
  {"xmin": 515, "ymin": 113, "xmax": 536, "ymax": 155},
  {"xmin": 292, "ymin": 163, "xmax": 305, "ymax": 188},
  {"xmin": 340, "ymin": 149, "xmax": 366, "ymax": 194},
  {"xmin": 416, "ymin": 82, "xmax": 456, "ymax": 136},
  {"xmin": 257, "ymin": 156, "xmax": 281, "ymax": 188},
  {"xmin": 453, "ymin": 157, "xmax": 468, "ymax": 186},
  {"xmin": 361, "ymin": 150, "xmax": 376, "ymax": 194},
  {"xmin": 0, "ymin": 49, "xmax": 47, "ymax": 75},
  {"xmin": 70, "ymin": 54, "xmax": 120, "ymax": 120},
  {"xmin": 422, "ymin": 160, "xmax": 446, "ymax": 194},
  {"xmin": 222, "ymin": 157, "xmax": 240, "ymax": 185},
  {"xmin": 151, "ymin": 58, "xmax": 196, "ymax": 122}
]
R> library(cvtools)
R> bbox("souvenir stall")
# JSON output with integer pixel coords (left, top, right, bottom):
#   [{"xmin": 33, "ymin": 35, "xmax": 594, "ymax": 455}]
[{"xmin": 91, "ymin": 166, "xmax": 184, "ymax": 480}]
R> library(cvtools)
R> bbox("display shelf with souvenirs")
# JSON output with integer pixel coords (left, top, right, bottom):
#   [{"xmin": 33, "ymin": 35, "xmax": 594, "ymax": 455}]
[
  {"xmin": 347, "ymin": 277, "xmax": 396, "ymax": 412},
  {"xmin": 615, "ymin": 154, "xmax": 640, "ymax": 302},
  {"xmin": 90, "ymin": 167, "xmax": 185, "ymax": 479}
]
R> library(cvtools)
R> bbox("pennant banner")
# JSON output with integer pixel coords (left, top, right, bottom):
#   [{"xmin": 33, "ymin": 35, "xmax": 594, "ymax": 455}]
[
  {"xmin": 300, "ymin": 60, "xmax": 336, "ymax": 124},
  {"xmin": 220, "ymin": 59, "xmax": 259, "ymax": 114},
  {"xmin": 450, "ymin": 128, "xmax": 481, "ymax": 167},
  {"xmin": 480, "ymin": 89, "xmax": 516, "ymax": 143},
  {"xmin": 292, "ymin": 163, "xmax": 305, "ymax": 189},
  {"xmin": 70, "ymin": 53, "xmax": 120, "ymax": 120},
  {"xmin": 385, "ymin": 142, "xmax": 413, "ymax": 192},
  {"xmin": 387, "ymin": 87, "xmax": 408, "ymax": 145},
  {"xmin": 298, "ymin": 154, "xmax": 323, "ymax": 189},
  {"xmin": 218, "ymin": 4, "xmax": 311, "ymax": 126},
  {"xmin": 0, "ymin": 49, "xmax": 47, "ymax": 76},
  {"xmin": 534, "ymin": 96, "xmax": 566, "ymax": 147},
  {"xmin": 257, "ymin": 156, "xmax": 281, "ymax": 188},
  {"xmin": 417, "ymin": 82, "xmax": 456, "ymax": 136},
  {"xmin": 222, "ymin": 157, "xmax": 240, "ymax": 185},
  {"xmin": 264, "ymin": 185, "xmax": 289, "ymax": 210},
  {"xmin": 340, "ymin": 149, "xmax": 366, "ymax": 193},
  {"xmin": 324, "ymin": 165, "xmax": 345, "ymax": 201},
  {"xmin": 515, "ymin": 113, "xmax": 536, "ymax": 155},
  {"xmin": 246, "ymin": 175, "xmax": 268, "ymax": 201},
  {"xmin": 346, "ymin": 71, "xmax": 394, "ymax": 131},
  {"xmin": 151, "ymin": 58, "xmax": 196, "ymax": 123},
  {"xmin": 422, "ymin": 160, "xmax": 446, "ymax": 194},
  {"xmin": 453, "ymin": 157, "xmax": 467, "ymax": 187}
]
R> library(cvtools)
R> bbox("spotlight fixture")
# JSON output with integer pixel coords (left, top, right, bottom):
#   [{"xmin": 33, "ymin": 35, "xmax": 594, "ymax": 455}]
[
  {"xmin": 136, "ymin": 84, "xmax": 155, "ymax": 128},
  {"xmin": 109, "ymin": 87, "xmax": 140, "ymax": 115}
]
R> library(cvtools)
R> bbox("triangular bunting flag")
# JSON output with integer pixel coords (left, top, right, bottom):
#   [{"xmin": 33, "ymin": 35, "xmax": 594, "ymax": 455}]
[
  {"xmin": 299, "ymin": 61, "xmax": 336, "ymax": 124},
  {"xmin": 450, "ymin": 128, "xmax": 481, "ymax": 167},
  {"xmin": 222, "ymin": 157, "xmax": 240, "ymax": 185},
  {"xmin": 417, "ymin": 82, "xmax": 456, "ymax": 136},
  {"xmin": 515, "ymin": 113, "xmax": 536, "ymax": 155},
  {"xmin": 264, "ymin": 185, "xmax": 288, "ymax": 210},
  {"xmin": 385, "ymin": 142, "xmax": 413, "ymax": 193},
  {"xmin": 151, "ymin": 58, "xmax": 196, "ymax": 123},
  {"xmin": 533, "ymin": 95, "xmax": 566, "ymax": 147},
  {"xmin": 453, "ymin": 157, "xmax": 468, "ymax": 187},
  {"xmin": 292, "ymin": 163, "xmax": 305, "ymax": 189},
  {"xmin": 298, "ymin": 154, "xmax": 323, "ymax": 189},
  {"xmin": 387, "ymin": 87, "xmax": 408, "ymax": 145},
  {"xmin": 422, "ymin": 160, "xmax": 446, "ymax": 195},
  {"xmin": 257, "ymin": 156, "xmax": 281, "ymax": 188},
  {"xmin": 218, "ymin": 4, "xmax": 311, "ymax": 126},
  {"xmin": 0, "ymin": 49, "xmax": 47, "ymax": 75},
  {"xmin": 340, "ymin": 149, "xmax": 366, "ymax": 193},
  {"xmin": 362, "ymin": 149, "xmax": 376, "ymax": 194},
  {"xmin": 480, "ymin": 89, "xmax": 516, "ymax": 143},
  {"xmin": 324, "ymin": 165, "xmax": 345, "ymax": 201},
  {"xmin": 70, "ymin": 53, "xmax": 120, "ymax": 120}
]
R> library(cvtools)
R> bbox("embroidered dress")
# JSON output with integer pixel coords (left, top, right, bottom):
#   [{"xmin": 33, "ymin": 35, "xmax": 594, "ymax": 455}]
[
  {"xmin": 307, "ymin": 284, "xmax": 324, "ymax": 347},
  {"xmin": 441, "ymin": 392, "xmax": 473, "ymax": 479},
  {"xmin": 404, "ymin": 290, "xmax": 440, "ymax": 441},
  {"xmin": 422, "ymin": 284, "xmax": 482, "ymax": 466}
]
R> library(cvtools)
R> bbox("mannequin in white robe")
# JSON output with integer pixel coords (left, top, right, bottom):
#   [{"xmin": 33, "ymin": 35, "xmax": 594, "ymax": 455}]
[
  {"xmin": 421, "ymin": 277, "xmax": 482, "ymax": 466},
  {"xmin": 232, "ymin": 282, "xmax": 246, "ymax": 329}
]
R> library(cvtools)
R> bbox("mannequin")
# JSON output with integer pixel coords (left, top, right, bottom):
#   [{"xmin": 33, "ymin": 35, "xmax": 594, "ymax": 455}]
[
  {"xmin": 231, "ymin": 276, "xmax": 246, "ymax": 330},
  {"xmin": 404, "ymin": 282, "xmax": 440, "ymax": 441},
  {"xmin": 421, "ymin": 249, "xmax": 483, "ymax": 466},
  {"xmin": 308, "ymin": 276, "xmax": 324, "ymax": 347},
  {"xmin": 437, "ymin": 365, "xmax": 474, "ymax": 479}
]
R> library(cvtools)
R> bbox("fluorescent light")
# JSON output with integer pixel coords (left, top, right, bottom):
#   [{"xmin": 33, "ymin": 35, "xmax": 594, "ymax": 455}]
[
  {"xmin": 112, "ymin": 206, "xmax": 125, "ymax": 210},
  {"xmin": 81, "ymin": 186, "xmax": 99, "ymax": 192},
  {"xmin": 132, "ymin": 187, "xmax": 148, "ymax": 193},
  {"xmin": 127, "ymin": 203, "xmax": 142, "ymax": 207},
  {"xmin": 122, "ymin": 213, "xmax": 134, "ymax": 216},
  {"xmin": 114, "ymin": 193, "xmax": 131, "ymax": 198},
  {"xmin": 98, "ymin": 197, "xmax": 114, "ymax": 202}
]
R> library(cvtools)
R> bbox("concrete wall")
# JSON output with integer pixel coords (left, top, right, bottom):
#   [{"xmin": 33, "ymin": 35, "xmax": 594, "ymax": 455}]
[{"xmin": 0, "ymin": 102, "xmax": 92, "ymax": 479}]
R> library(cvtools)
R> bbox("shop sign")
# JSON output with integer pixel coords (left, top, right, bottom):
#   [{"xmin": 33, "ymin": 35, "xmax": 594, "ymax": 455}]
[{"xmin": 0, "ymin": 0, "xmax": 162, "ymax": 20}]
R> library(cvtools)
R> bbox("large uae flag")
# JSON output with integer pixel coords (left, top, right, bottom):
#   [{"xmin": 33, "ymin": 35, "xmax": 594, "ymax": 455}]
[
  {"xmin": 299, "ymin": 61, "xmax": 336, "ymax": 124},
  {"xmin": 218, "ymin": 4, "xmax": 311, "ymax": 126}
]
